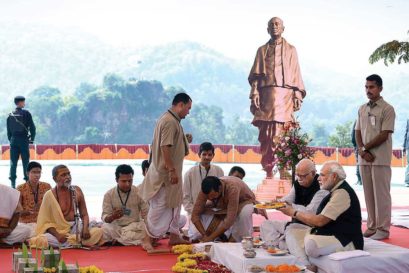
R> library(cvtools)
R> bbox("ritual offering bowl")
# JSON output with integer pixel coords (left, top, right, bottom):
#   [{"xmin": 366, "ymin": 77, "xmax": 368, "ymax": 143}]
[
  {"xmin": 253, "ymin": 237, "xmax": 263, "ymax": 248},
  {"xmin": 241, "ymin": 236, "xmax": 254, "ymax": 250}
]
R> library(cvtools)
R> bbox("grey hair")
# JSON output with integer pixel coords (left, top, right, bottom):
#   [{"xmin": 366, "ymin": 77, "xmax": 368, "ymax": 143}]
[
  {"xmin": 323, "ymin": 161, "xmax": 346, "ymax": 180},
  {"xmin": 52, "ymin": 164, "xmax": 68, "ymax": 178},
  {"xmin": 296, "ymin": 158, "xmax": 316, "ymax": 172}
]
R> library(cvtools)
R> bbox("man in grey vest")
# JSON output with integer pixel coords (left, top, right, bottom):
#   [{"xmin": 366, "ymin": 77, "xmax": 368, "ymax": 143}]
[{"xmin": 7, "ymin": 96, "xmax": 36, "ymax": 188}]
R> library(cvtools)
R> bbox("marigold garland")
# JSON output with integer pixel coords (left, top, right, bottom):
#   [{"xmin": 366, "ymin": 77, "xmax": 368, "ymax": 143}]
[
  {"xmin": 172, "ymin": 244, "xmax": 194, "ymax": 254},
  {"xmin": 178, "ymin": 253, "xmax": 206, "ymax": 262},
  {"xmin": 171, "ymin": 252, "xmax": 208, "ymax": 273},
  {"xmin": 79, "ymin": 265, "xmax": 104, "ymax": 273}
]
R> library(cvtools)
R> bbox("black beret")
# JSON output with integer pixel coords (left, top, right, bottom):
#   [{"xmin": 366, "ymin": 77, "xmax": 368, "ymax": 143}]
[{"xmin": 14, "ymin": 96, "xmax": 25, "ymax": 104}]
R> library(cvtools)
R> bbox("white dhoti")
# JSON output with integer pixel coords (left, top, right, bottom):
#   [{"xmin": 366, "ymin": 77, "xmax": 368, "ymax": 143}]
[
  {"xmin": 45, "ymin": 221, "xmax": 99, "ymax": 248},
  {"xmin": 190, "ymin": 204, "xmax": 254, "ymax": 242},
  {"xmin": 45, "ymin": 221, "xmax": 76, "ymax": 248},
  {"xmin": 260, "ymin": 220, "xmax": 310, "ymax": 250},
  {"xmin": 146, "ymin": 186, "xmax": 181, "ymax": 238},
  {"xmin": 1, "ymin": 223, "xmax": 32, "ymax": 245},
  {"xmin": 304, "ymin": 234, "xmax": 355, "ymax": 258},
  {"xmin": 24, "ymin": 222, "xmax": 37, "ymax": 237},
  {"xmin": 102, "ymin": 221, "xmax": 146, "ymax": 245},
  {"xmin": 286, "ymin": 228, "xmax": 355, "ymax": 266}
]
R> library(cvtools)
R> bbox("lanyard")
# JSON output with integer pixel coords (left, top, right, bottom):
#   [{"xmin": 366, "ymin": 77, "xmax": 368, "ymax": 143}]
[
  {"xmin": 199, "ymin": 165, "xmax": 210, "ymax": 181},
  {"xmin": 167, "ymin": 110, "xmax": 180, "ymax": 122},
  {"xmin": 117, "ymin": 187, "xmax": 131, "ymax": 208}
]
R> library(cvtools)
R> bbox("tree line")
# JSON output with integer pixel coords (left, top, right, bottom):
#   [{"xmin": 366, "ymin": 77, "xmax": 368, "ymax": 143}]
[{"xmin": 0, "ymin": 74, "xmax": 259, "ymax": 145}]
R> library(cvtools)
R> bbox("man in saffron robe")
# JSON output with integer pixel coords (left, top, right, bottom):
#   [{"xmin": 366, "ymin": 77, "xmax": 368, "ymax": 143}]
[{"xmin": 29, "ymin": 165, "xmax": 104, "ymax": 248}]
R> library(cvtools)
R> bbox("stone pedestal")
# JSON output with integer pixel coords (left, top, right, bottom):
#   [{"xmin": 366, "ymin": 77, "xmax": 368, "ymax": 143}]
[
  {"xmin": 253, "ymin": 178, "xmax": 292, "ymax": 202},
  {"xmin": 42, "ymin": 250, "xmax": 61, "ymax": 268},
  {"xmin": 17, "ymin": 258, "xmax": 37, "ymax": 273},
  {"xmin": 12, "ymin": 252, "xmax": 33, "ymax": 272}
]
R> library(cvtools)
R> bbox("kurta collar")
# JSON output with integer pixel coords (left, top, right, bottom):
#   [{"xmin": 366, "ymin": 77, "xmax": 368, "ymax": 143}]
[
  {"xmin": 367, "ymin": 97, "xmax": 384, "ymax": 108},
  {"xmin": 331, "ymin": 180, "xmax": 345, "ymax": 192}
]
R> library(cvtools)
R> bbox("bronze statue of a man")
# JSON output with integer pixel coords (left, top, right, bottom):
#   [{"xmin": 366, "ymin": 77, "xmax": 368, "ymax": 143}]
[{"xmin": 249, "ymin": 17, "xmax": 306, "ymax": 178}]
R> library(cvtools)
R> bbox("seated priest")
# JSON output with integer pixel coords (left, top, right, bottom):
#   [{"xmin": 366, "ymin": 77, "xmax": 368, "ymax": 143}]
[
  {"xmin": 260, "ymin": 159, "xmax": 329, "ymax": 249},
  {"xmin": 279, "ymin": 161, "xmax": 363, "ymax": 268},
  {"xmin": 17, "ymin": 161, "xmax": 52, "ymax": 236},
  {"xmin": 0, "ymin": 184, "xmax": 31, "ymax": 245},
  {"xmin": 29, "ymin": 165, "xmax": 104, "ymax": 248},
  {"xmin": 190, "ymin": 176, "xmax": 256, "ymax": 242},
  {"xmin": 101, "ymin": 164, "xmax": 153, "ymax": 250}
]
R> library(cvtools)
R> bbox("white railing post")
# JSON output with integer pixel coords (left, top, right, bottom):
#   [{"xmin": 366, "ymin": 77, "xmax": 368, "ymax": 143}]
[{"xmin": 336, "ymin": 147, "xmax": 339, "ymax": 162}]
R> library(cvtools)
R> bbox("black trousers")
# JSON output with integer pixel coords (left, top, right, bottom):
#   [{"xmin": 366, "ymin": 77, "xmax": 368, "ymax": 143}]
[{"xmin": 9, "ymin": 137, "xmax": 30, "ymax": 188}]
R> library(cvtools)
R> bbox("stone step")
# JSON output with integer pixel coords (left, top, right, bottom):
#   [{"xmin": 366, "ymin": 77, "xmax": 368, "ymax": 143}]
[{"xmin": 253, "ymin": 178, "xmax": 292, "ymax": 202}]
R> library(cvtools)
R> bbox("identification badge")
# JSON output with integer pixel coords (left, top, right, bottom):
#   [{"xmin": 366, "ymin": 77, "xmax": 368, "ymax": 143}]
[
  {"xmin": 370, "ymin": 115, "xmax": 376, "ymax": 126},
  {"xmin": 122, "ymin": 207, "xmax": 131, "ymax": 216}
]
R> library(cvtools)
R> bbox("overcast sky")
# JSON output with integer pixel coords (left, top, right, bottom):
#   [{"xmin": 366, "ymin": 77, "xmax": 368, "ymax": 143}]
[{"xmin": 1, "ymin": 0, "xmax": 408, "ymax": 75}]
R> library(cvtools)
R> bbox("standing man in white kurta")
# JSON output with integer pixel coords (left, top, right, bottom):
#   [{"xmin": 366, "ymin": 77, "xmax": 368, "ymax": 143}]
[{"xmin": 139, "ymin": 93, "xmax": 192, "ymax": 246}]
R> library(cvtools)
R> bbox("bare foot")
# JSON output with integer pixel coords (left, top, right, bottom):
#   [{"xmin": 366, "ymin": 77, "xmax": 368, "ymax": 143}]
[
  {"xmin": 151, "ymin": 238, "xmax": 162, "ymax": 247},
  {"xmin": 168, "ymin": 233, "xmax": 190, "ymax": 246},
  {"xmin": 141, "ymin": 236, "xmax": 154, "ymax": 252},
  {"xmin": 306, "ymin": 265, "xmax": 318, "ymax": 273}
]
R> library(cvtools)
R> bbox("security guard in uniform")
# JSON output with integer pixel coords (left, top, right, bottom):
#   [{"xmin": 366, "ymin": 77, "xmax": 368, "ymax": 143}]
[{"xmin": 6, "ymin": 96, "xmax": 36, "ymax": 188}]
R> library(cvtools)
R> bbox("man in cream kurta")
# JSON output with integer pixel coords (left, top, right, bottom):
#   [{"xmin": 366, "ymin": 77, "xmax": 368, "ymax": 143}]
[
  {"xmin": 182, "ymin": 142, "xmax": 224, "ymax": 239},
  {"xmin": 138, "ymin": 93, "xmax": 192, "ymax": 246},
  {"xmin": 102, "ymin": 164, "xmax": 151, "ymax": 249}
]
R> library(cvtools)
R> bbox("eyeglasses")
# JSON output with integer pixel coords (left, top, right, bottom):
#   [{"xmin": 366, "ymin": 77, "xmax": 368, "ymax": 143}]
[{"xmin": 296, "ymin": 171, "xmax": 313, "ymax": 179}]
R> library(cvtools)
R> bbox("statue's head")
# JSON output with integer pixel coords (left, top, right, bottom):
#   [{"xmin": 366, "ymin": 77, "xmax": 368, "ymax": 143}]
[{"xmin": 267, "ymin": 17, "xmax": 284, "ymax": 38}]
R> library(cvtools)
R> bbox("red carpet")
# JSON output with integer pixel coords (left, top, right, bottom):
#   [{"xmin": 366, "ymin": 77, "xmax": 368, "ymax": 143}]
[{"xmin": 1, "ymin": 212, "xmax": 408, "ymax": 273}]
